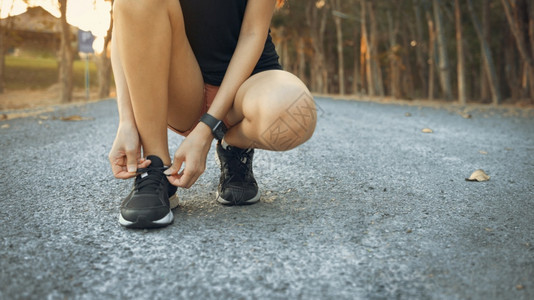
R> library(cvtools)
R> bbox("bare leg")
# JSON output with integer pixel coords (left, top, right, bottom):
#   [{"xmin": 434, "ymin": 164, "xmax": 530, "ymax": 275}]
[
  {"xmin": 225, "ymin": 70, "xmax": 317, "ymax": 151},
  {"xmin": 112, "ymin": 0, "xmax": 204, "ymax": 165}
]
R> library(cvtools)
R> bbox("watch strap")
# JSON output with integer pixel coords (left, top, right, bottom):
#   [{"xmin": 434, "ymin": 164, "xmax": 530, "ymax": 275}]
[
  {"xmin": 200, "ymin": 113, "xmax": 219, "ymax": 130},
  {"xmin": 200, "ymin": 113, "xmax": 227, "ymax": 140}
]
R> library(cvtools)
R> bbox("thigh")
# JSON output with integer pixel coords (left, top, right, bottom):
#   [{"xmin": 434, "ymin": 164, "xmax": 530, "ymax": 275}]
[{"xmin": 166, "ymin": 0, "xmax": 205, "ymax": 132}]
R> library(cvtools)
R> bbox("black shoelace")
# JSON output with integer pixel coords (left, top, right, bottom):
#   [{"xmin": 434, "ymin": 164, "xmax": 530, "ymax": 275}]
[
  {"xmin": 222, "ymin": 148, "xmax": 253, "ymax": 184},
  {"xmin": 134, "ymin": 167, "xmax": 168, "ymax": 192}
]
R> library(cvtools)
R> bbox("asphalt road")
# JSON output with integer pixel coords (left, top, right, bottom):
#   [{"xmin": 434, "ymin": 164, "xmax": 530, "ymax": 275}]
[{"xmin": 1, "ymin": 97, "xmax": 533, "ymax": 299}]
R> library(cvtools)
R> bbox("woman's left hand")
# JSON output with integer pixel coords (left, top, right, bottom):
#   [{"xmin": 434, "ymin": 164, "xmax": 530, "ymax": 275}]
[{"xmin": 164, "ymin": 124, "xmax": 213, "ymax": 188}]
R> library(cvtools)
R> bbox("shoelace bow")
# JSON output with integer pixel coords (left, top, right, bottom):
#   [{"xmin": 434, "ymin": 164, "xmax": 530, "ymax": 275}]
[
  {"xmin": 222, "ymin": 149, "xmax": 253, "ymax": 184},
  {"xmin": 134, "ymin": 167, "xmax": 169, "ymax": 192}
]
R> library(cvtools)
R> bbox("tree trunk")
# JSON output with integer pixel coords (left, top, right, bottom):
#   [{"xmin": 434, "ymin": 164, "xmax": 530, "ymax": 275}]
[
  {"xmin": 352, "ymin": 26, "xmax": 361, "ymax": 95},
  {"xmin": 530, "ymin": 0, "xmax": 534, "ymax": 62},
  {"xmin": 468, "ymin": 0, "xmax": 502, "ymax": 105},
  {"xmin": 360, "ymin": 0, "xmax": 373, "ymax": 96},
  {"xmin": 368, "ymin": 1, "xmax": 384, "ymax": 96},
  {"xmin": 412, "ymin": 0, "xmax": 428, "ymax": 98},
  {"xmin": 500, "ymin": 0, "xmax": 534, "ymax": 101},
  {"xmin": 426, "ymin": 11, "xmax": 436, "ymax": 100},
  {"xmin": 433, "ymin": 0, "xmax": 452, "ymax": 100},
  {"xmin": 503, "ymin": 30, "xmax": 520, "ymax": 100},
  {"xmin": 97, "ymin": 52, "xmax": 111, "ymax": 99},
  {"xmin": 297, "ymin": 37, "xmax": 307, "ymax": 84},
  {"xmin": 0, "ymin": 29, "xmax": 5, "ymax": 94},
  {"xmin": 454, "ymin": 0, "xmax": 466, "ymax": 105},
  {"xmin": 59, "ymin": 0, "xmax": 73, "ymax": 103},
  {"xmin": 332, "ymin": 0, "xmax": 345, "ymax": 95},
  {"xmin": 401, "ymin": 25, "xmax": 415, "ymax": 99},
  {"xmin": 306, "ymin": 1, "xmax": 329, "ymax": 94},
  {"xmin": 282, "ymin": 38, "xmax": 290, "ymax": 70},
  {"xmin": 480, "ymin": 0, "xmax": 490, "ymax": 101},
  {"xmin": 97, "ymin": 17, "xmax": 113, "ymax": 99},
  {"xmin": 387, "ymin": 8, "xmax": 401, "ymax": 99}
]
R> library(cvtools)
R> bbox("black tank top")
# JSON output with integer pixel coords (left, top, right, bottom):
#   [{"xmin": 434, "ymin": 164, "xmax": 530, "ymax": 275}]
[{"xmin": 180, "ymin": 0, "xmax": 282, "ymax": 86}]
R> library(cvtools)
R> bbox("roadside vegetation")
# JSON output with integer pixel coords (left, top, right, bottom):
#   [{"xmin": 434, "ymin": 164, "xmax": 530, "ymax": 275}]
[{"xmin": 5, "ymin": 55, "xmax": 100, "ymax": 90}]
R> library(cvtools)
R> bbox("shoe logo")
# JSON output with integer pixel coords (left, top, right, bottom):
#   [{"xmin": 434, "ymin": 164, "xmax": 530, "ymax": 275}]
[{"xmin": 141, "ymin": 172, "xmax": 148, "ymax": 179}]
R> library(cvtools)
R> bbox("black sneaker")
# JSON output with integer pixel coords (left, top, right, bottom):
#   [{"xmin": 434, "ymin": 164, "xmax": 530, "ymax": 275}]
[
  {"xmin": 216, "ymin": 143, "xmax": 260, "ymax": 205},
  {"xmin": 119, "ymin": 155, "xmax": 177, "ymax": 229}
]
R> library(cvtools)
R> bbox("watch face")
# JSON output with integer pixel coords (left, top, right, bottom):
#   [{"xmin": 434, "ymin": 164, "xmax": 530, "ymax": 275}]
[{"xmin": 213, "ymin": 121, "xmax": 227, "ymax": 140}]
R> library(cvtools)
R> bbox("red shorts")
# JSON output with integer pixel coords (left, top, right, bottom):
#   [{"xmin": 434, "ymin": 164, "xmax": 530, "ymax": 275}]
[{"xmin": 168, "ymin": 83, "xmax": 230, "ymax": 136}]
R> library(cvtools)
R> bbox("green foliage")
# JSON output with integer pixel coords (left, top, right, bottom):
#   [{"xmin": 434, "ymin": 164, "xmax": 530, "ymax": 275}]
[{"xmin": 5, "ymin": 55, "xmax": 99, "ymax": 90}]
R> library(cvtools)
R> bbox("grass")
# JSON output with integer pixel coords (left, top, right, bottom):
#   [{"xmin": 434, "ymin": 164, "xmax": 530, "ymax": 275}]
[{"xmin": 5, "ymin": 55, "xmax": 102, "ymax": 90}]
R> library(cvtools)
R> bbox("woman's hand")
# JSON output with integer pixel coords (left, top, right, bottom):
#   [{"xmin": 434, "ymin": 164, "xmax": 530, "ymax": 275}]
[
  {"xmin": 165, "ymin": 124, "xmax": 213, "ymax": 188},
  {"xmin": 108, "ymin": 123, "xmax": 151, "ymax": 179}
]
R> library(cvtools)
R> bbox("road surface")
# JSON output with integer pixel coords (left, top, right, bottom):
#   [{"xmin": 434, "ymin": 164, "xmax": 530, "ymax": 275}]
[{"xmin": 1, "ymin": 97, "xmax": 533, "ymax": 299}]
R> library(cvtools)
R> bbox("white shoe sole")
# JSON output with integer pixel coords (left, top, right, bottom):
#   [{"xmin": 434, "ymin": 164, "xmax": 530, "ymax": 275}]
[
  {"xmin": 216, "ymin": 189, "xmax": 261, "ymax": 205},
  {"xmin": 118, "ymin": 210, "xmax": 173, "ymax": 228}
]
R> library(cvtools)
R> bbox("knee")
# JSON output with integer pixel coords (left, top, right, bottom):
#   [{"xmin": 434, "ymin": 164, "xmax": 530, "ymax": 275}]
[{"xmin": 256, "ymin": 92, "xmax": 317, "ymax": 151}]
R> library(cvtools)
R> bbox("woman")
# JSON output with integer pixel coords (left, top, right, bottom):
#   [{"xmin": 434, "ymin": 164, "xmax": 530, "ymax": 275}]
[{"xmin": 109, "ymin": 0, "xmax": 317, "ymax": 229}]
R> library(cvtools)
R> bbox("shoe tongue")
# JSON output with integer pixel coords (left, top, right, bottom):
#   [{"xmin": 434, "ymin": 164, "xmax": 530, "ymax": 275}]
[{"xmin": 146, "ymin": 155, "xmax": 164, "ymax": 168}]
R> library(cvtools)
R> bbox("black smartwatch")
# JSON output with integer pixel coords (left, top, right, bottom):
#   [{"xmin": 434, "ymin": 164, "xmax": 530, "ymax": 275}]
[{"xmin": 200, "ymin": 113, "xmax": 227, "ymax": 141}]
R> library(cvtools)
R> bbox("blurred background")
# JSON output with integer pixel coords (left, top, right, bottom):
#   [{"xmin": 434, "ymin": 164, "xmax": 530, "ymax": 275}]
[{"xmin": 1, "ymin": 0, "xmax": 533, "ymax": 111}]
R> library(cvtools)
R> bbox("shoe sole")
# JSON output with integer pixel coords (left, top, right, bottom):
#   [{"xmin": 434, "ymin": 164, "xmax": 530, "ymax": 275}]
[
  {"xmin": 118, "ymin": 210, "xmax": 173, "ymax": 229},
  {"xmin": 216, "ymin": 189, "xmax": 261, "ymax": 206}
]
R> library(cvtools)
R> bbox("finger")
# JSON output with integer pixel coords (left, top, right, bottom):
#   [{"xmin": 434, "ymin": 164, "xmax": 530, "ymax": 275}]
[
  {"xmin": 138, "ymin": 158, "xmax": 151, "ymax": 169},
  {"xmin": 110, "ymin": 158, "xmax": 137, "ymax": 179},
  {"xmin": 125, "ymin": 148, "xmax": 138, "ymax": 173},
  {"xmin": 164, "ymin": 156, "xmax": 184, "ymax": 176},
  {"xmin": 114, "ymin": 170, "xmax": 138, "ymax": 179},
  {"xmin": 166, "ymin": 173, "xmax": 183, "ymax": 187},
  {"xmin": 175, "ymin": 165, "xmax": 204, "ymax": 189}
]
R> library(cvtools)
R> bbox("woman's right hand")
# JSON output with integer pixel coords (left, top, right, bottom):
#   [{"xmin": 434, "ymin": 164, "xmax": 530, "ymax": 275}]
[{"xmin": 108, "ymin": 123, "xmax": 150, "ymax": 179}]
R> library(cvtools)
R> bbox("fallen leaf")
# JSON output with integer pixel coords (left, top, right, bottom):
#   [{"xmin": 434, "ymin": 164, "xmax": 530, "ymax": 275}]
[
  {"xmin": 460, "ymin": 112, "xmax": 472, "ymax": 119},
  {"xmin": 1, "ymin": 124, "xmax": 10, "ymax": 129},
  {"xmin": 465, "ymin": 169, "xmax": 490, "ymax": 182},
  {"xmin": 59, "ymin": 115, "xmax": 93, "ymax": 121},
  {"xmin": 479, "ymin": 150, "xmax": 488, "ymax": 155},
  {"xmin": 0, "ymin": 114, "xmax": 7, "ymax": 120},
  {"xmin": 516, "ymin": 284, "xmax": 524, "ymax": 290},
  {"xmin": 405, "ymin": 112, "xmax": 412, "ymax": 117},
  {"xmin": 422, "ymin": 128, "xmax": 433, "ymax": 133}
]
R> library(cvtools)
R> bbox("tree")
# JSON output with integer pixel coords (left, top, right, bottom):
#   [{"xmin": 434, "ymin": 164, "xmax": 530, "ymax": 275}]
[
  {"xmin": 360, "ymin": 0, "xmax": 384, "ymax": 97},
  {"xmin": 0, "ymin": 18, "xmax": 7, "ymax": 94},
  {"xmin": 426, "ymin": 9, "xmax": 436, "ymax": 100},
  {"xmin": 467, "ymin": 0, "xmax": 501, "ymax": 105},
  {"xmin": 58, "ymin": 0, "xmax": 73, "ymax": 103},
  {"xmin": 433, "ymin": 0, "xmax": 452, "ymax": 100},
  {"xmin": 97, "ymin": 4, "xmax": 113, "ymax": 99},
  {"xmin": 386, "ymin": 1, "xmax": 402, "ymax": 99},
  {"xmin": 479, "ymin": 0, "xmax": 490, "ymax": 101},
  {"xmin": 500, "ymin": 0, "xmax": 534, "ymax": 101},
  {"xmin": 331, "ymin": 0, "xmax": 345, "ymax": 95},
  {"xmin": 454, "ymin": 0, "xmax": 466, "ymax": 104},
  {"xmin": 0, "ymin": 0, "xmax": 20, "ymax": 94},
  {"xmin": 411, "ymin": 0, "xmax": 428, "ymax": 99},
  {"xmin": 306, "ymin": 0, "xmax": 329, "ymax": 94}
]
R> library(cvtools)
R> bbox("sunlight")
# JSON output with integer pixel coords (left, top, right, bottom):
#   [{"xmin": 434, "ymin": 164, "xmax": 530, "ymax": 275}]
[
  {"xmin": 0, "ymin": 0, "xmax": 28, "ymax": 18},
  {"xmin": 1, "ymin": 0, "xmax": 111, "ymax": 39}
]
